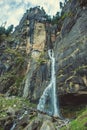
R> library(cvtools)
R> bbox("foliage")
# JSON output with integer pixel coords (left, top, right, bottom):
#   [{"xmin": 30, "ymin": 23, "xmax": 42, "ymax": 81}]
[
  {"xmin": 51, "ymin": 12, "xmax": 60, "ymax": 24},
  {"xmin": 46, "ymin": 15, "xmax": 52, "ymax": 23},
  {"xmin": 61, "ymin": 11, "xmax": 74, "ymax": 20},
  {"xmin": 14, "ymin": 76, "xmax": 24, "ymax": 88},
  {"xmin": 0, "ymin": 24, "xmax": 13, "ymax": 36},
  {"xmin": 5, "ymin": 25, "xmax": 14, "ymax": 36},
  {"xmin": 0, "ymin": 96, "xmax": 36, "ymax": 118},
  {"xmin": 61, "ymin": 109, "xmax": 87, "ymax": 130},
  {"xmin": 60, "ymin": 2, "xmax": 63, "ymax": 9},
  {"xmin": 0, "ymin": 26, "xmax": 5, "ymax": 35},
  {"xmin": 5, "ymin": 48, "xmax": 24, "ymax": 59},
  {"xmin": 41, "ymin": 7, "xmax": 46, "ymax": 14},
  {"xmin": 65, "ymin": 0, "xmax": 67, "ymax": 3},
  {"xmin": 37, "ymin": 52, "xmax": 47, "ymax": 65}
]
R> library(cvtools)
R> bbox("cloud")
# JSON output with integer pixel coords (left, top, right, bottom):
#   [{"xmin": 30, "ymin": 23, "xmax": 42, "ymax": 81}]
[{"xmin": 0, "ymin": 0, "xmax": 64, "ymax": 27}]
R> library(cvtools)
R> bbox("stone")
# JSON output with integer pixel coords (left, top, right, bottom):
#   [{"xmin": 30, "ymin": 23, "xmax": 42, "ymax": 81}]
[
  {"xmin": 40, "ymin": 120, "xmax": 56, "ymax": 130},
  {"xmin": 4, "ymin": 119, "xmax": 13, "ymax": 130},
  {"xmin": 6, "ymin": 107, "xmax": 15, "ymax": 116},
  {"xmin": 38, "ymin": 113, "xmax": 52, "ymax": 122},
  {"xmin": 24, "ymin": 117, "xmax": 42, "ymax": 130}
]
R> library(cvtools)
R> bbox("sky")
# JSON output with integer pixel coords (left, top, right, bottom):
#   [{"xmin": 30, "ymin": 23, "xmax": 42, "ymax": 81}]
[{"xmin": 0, "ymin": 0, "xmax": 64, "ymax": 28}]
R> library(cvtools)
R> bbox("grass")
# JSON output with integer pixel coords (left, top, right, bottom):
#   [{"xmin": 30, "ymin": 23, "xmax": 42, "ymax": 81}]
[
  {"xmin": 61, "ymin": 109, "xmax": 87, "ymax": 130},
  {"xmin": 0, "ymin": 95, "xmax": 36, "ymax": 118}
]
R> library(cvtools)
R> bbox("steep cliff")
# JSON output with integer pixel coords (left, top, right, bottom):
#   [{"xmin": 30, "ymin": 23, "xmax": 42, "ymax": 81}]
[
  {"xmin": 0, "ymin": 1, "xmax": 87, "ymax": 107},
  {"xmin": 0, "ymin": 1, "xmax": 87, "ymax": 130},
  {"xmin": 21, "ymin": 0, "xmax": 87, "ymax": 106},
  {"xmin": 55, "ymin": 0, "xmax": 87, "ymax": 98}
]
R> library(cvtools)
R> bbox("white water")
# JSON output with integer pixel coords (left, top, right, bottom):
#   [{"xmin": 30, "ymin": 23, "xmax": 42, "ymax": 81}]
[
  {"xmin": 10, "ymin": 123, "xmax": 16, "ymax": 130},
  {"xmin": 37, "ymin": 49, "xmax": 60, "ymax": 117},
  {"xmin": 10, "ymin": 110, "xmax": 28, "ymax": 130}
]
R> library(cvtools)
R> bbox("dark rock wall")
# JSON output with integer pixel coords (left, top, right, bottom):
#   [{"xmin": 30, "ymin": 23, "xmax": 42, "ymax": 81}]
[
  {"xmin": 29, "ymin": 19, "xmax": 35, "ymax": 44},
  {"xmin": 55, "ymin": 1, "xmax": 87, "ymax": 95}
]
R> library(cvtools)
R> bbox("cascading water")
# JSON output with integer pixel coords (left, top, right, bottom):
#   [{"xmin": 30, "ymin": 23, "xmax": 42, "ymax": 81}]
[
  {"xmin": 10, "ymin": 123, "xmax": 16, "ymax": 130},
  {"xmin": 10, "ymin": 111, "xmax": 28, "ymax": 130},
  {"xmin": 37, "ymin": 49, "xmax": 60, "ymax": 117}
]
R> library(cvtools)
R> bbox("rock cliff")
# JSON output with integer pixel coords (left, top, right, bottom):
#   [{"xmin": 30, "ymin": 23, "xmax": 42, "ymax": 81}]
[
  {"xmin": 1, "ymin": 1, "xmax": 87, "ymax": 130},
  {"xmin": 55, "ymin": 0, "xmax": 87, "ymax": 95},
  {"xmin": 0, "ymin": 1, "xmax": 87, "ymax": 108},
  {"xmin": 21, "ymin": 0, "xmax": 87, "ymax": 105}
]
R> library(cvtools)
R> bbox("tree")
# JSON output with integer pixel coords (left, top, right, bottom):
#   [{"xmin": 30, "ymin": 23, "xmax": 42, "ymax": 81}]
[
  {"xmin": 41, "ymin": 7, "xmax": 46, "ymax": 14},
  {"xmin": 56, "ymin": 12, "xmax": 60, "ymax": 19},
  {"xmin": 60, "ymin": 2, "xmax": 63, "ymax": 9},
  {"xmin": 0, "ymin": 26, "xmax": 5, "ymax": 35},
  {"xmin": 46, "ymin": 15, "xmax": 52, "ymax": 23},
  {"xmin": 51, "ymin": 12, "xmax": 60, "ymax": 24},
  {"xmin": 5, "ymin": 25, "xmax": 14, "ymax": 36},
  {"xmin": 65, "ymin": 0, "xmax": 67, "ymax": 3}
]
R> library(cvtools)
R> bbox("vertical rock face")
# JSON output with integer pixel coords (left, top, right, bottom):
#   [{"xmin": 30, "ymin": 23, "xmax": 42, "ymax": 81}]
[
  {"xmin": 14, "ymin": 6, "xmax": 57, "ymax": 55},
  {"xmin": 1, "ymin": 0, "xmax": 87, "ymax": 106},
  {"xmin": 14, "ymin": 6, "xmax": 47, "ymax": 56},
  {"xmin": 22, "ymin": 0, "xmax": 87, "ymax": 102},
  {"xmin": 19, "ymin": 7, "xmax": 52, "ymax": 99},
  {"xmin": 33, "ymin": 22, "xmax": 46, "ymax": 52},
  {"xmin": 54, "ymin": 0, "xmax": 87, "ymax": 95}
]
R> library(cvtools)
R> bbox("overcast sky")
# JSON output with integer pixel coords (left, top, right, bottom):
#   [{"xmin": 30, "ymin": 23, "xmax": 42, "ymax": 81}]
[{"xmin": 0, "ymin": 0, "xmax": 64, "ymax": 28}]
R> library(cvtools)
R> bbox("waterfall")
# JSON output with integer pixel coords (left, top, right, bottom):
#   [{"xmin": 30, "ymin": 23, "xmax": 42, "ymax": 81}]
[
  {"xmin": 37, "ymin": 49, "xmax": 60, "ymax": 117},
  {"xmin": 10, "ymin": 110, "xmax": 28, "ymax": 130},
  {"xmin": 10, "ymin": 123, "xmax": 16, "ymax": 130}
]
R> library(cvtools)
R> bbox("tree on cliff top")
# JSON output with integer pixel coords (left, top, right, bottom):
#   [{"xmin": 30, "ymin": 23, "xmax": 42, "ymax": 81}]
[
  {"xmin": 0, "ymin": 24, "xmax": 14, "ymax": 36},
  {"xmin": 0, "ymin": 26, "xmax": 5, "ymax": 35},
  {"xmin": 5, "ymin": 25, "xmax": 14, "ymax": 36}
]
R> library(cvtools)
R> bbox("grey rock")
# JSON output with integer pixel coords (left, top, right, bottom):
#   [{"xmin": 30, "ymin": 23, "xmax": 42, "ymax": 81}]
[{"xmin": 40, "ymin": 120, "xmax": 56, "ymax": 130}]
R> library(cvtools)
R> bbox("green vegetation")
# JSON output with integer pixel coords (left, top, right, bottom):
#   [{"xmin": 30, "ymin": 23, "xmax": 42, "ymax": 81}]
[
  {"xmin": 60, "ymin": 2, "xmax": 63, "ymax": 9},
  {"xmin": 61, "ymin": 105, "xmax": 86, "ymax": 118},
  {"xmin": 0, "ymin": 71, "xmax": 25, "ymax": 95},
  {"xmin": 4, "ymin": 48, "xmax": 25, "ymax": 66},
  {"xmin": 0, "ymin": 47, "xmax": 26, "ymax": 95},
  {"xmin": 51, "ymin": 12, "xmax": 60, "ymax": 24},
  {"xmin": 37, "ymin": 51, "xmax": 47, "ymax": 65},
  {"xmin": 0, "ymin": 26, "xmax": 5, "ymax": 35},
  {"xmin": 61, "ymin": 11, "xmax": 74, "ymax": 20},
  {"xmin": 61, "ymin": 109, "xmax": 87, "ymax": 130},
  {"xmin": 0, "ymin": 25, "xmax": 13, "ymax": 36},
  {"xmin": 0, "ymin": 95, "xmax": 36, "ymax": 118}
]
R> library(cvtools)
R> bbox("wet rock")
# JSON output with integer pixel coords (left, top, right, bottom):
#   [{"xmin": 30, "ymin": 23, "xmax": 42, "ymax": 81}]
[
  {"xmin": 24, "ymin": 117, "xmax": 42, "ymax": 130},
  {"xmin": 13, "ymin": 115, "xmax": 29, "ymax": 130},
  {"xmin": 38, "ymin": 113, "xmax": 52, "ymax": 122},
  {"xmin": 4, "ymin": 118, "xmax": 13, "ymax": 130},
  {"xmin": 40, "ymin": 120, "xmax": 56, "ymax": 130}
]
